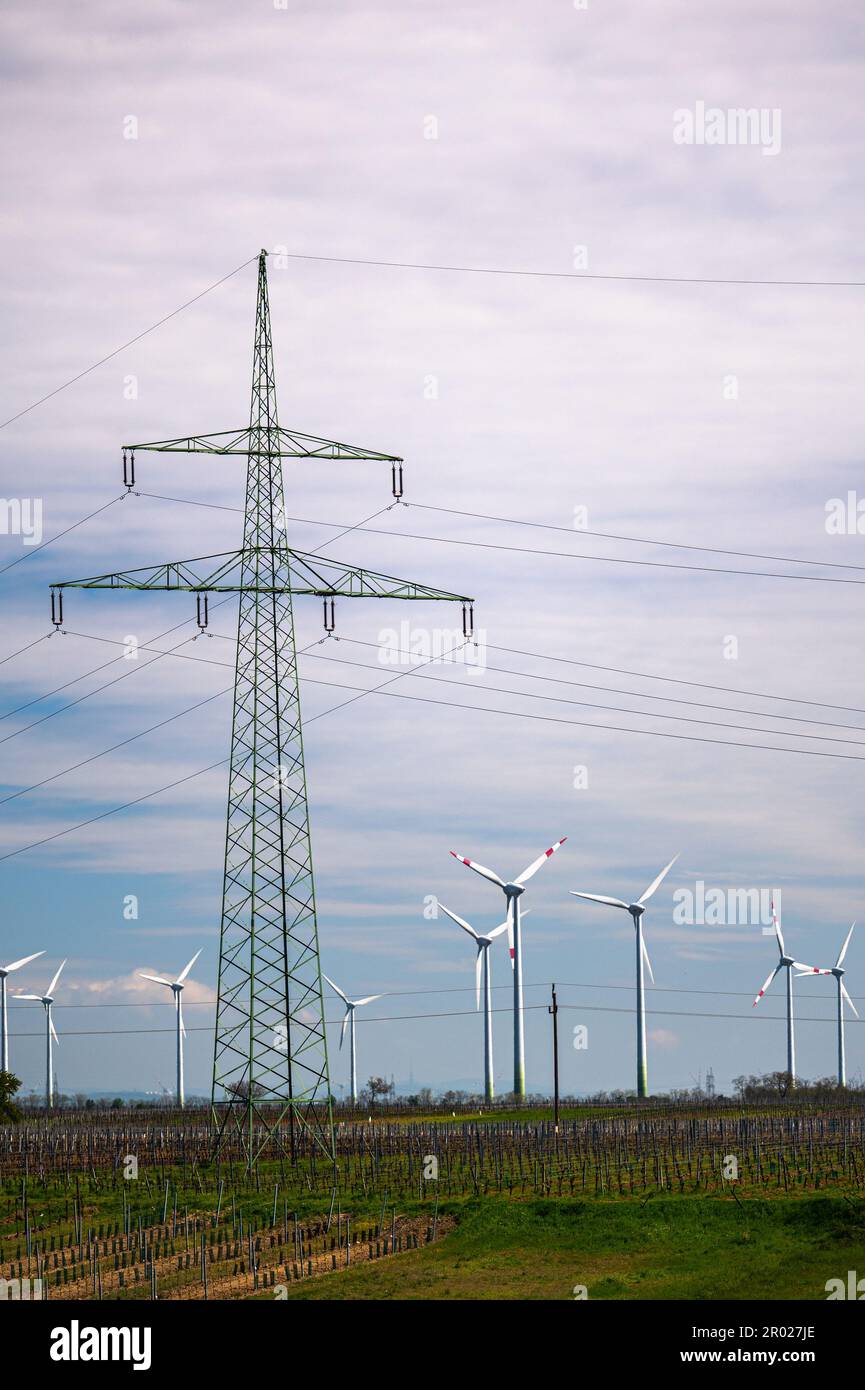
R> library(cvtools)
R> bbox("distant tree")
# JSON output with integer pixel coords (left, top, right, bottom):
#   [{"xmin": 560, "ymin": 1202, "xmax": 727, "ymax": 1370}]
[
  {"xmin": 0, "ymin": 1070, "xmax": 22, "ymax": 1122},
  {"xmin": 365, "ymin": 1077, "xmax": 393, "ymax": 1106},
  {"xmin": 110, "ymin": 1097, "xmax": 124, "ymax": 1110}
]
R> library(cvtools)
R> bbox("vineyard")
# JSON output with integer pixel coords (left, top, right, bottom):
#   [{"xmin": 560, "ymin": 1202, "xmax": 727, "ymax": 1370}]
[{"xmin": 2, "ymin": 1100, "xmax": 865, "ymax": 1300}]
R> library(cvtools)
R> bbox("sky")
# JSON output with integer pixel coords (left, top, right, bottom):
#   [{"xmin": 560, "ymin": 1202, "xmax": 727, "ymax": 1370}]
[{"xmin": 1, "ymin": 0, "xmax": 865, "ymax": 1100}]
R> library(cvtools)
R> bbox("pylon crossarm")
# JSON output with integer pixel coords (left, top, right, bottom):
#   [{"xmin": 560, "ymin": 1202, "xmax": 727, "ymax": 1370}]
[
  {"xmin": 52, "ymin": 547, "xmax": 473, "ymax": 603},
  {"xmin": 123, "ymin": 426, "xmax": 402, "ymax": 462}
]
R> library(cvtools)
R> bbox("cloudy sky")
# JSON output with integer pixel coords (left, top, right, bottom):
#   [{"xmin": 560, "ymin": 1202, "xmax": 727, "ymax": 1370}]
[{"xmin": 2, "ymin": 0, "xmax": 865, "ymax": 1100}]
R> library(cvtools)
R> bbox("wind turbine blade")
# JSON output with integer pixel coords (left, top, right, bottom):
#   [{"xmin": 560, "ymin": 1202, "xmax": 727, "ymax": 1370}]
[
  {"xmin": 792, "ymin": 962, "xmax": 829, "ymax": 974},
  {"xmin": 475, "ymin": 948, "xmax": 482, "ymax": 1011},
  {"xmin": 450, "ymin": 851, "xmax": 505, "ymax": 889},
  {"xmin": 753, "ymin": 963, "xmax": 782, "ymax": 1006},
  {"xmin": 641, "ymin": 936, "xmax": 655, "ymax": 985},
  {"xmin": 180, "ymin": 1014, "xmax": 187, "ymax": 1039},
  {"xmin": 138, "ymin": 973, "xmax": 173, "ymax": 988},
  {"xmin": 637, "ymin": 854, "xmax": 680, "ymax": 906},
  {"xmin": 570, "ymin": 891, "xmax": 630, "ymax": 911},
  {"xmin": 438, "ymin": 903, "xmax": 479, "ymax": 940},
  {"xmin": 354, "ymin": 995, "xmax": 382, "ymax": 1008},
  {"xmin": 50, "ymin": 1016, "xmax": 59, "ymax": 1045},
  {"xmin": 2, "ymin": 950, "xmax": 45, "ymax": 974},
  {"xmin": 771, "ymin": 900, "xmax": 785, "ymax": 956},
  {"xmin": 13, "ymin": 993, "xmax": 42, "ymax": 1001},
  {"xmin": 46, "ymin": 960, "xmax": 66, "ymax": 998},
  {"xmin": 841, "ymin": 981, "xmax": 860, "ymax": 1019},
  {"xmin": 339, "ymin": 1009, "xmax": 349, "ymax": 1050},
  {"xmin": 487, "ymin": 920, "xmax": 510, "ymax": 940},
  {"xmin": 506, "ymin": 901, "xmax": 515, "ymax": 971},
  {"xmin": 176, "ymin": 949, "xmax": 202, "ymax": 984},
  {"xmin": 515, "ymin": 837, "xmax": 568, "ymax": 885},
  {"xmin": 837, "ymin": 922, "xmax": 856, "ymax": 969},
  {"xmin": 322, "ymin": 973, "xmax": 349, "ymax": 1005}
]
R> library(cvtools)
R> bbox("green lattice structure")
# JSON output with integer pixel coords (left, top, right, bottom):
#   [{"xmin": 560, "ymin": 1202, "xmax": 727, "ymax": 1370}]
[{"xmin": 52, "ymin": 250, "xmax": 473, "ymax": 1167}]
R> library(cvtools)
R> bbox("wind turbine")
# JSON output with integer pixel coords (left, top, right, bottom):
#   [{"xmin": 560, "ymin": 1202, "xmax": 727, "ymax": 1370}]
[
  {"xmin": 0, "ymin": 950, "xmax": 44, "ymax": 1072},
  {"xmin": 450, "ymin": 837, "xmax": 567, "ymax": 1099},
  {"xmin": 15, "ymin": 960, "xmax": 66, "ymax": 1108},
  {"xmin": 570, "ymin": 854, "xmax": 679, "ymax": 1098},
  {"xmin": 438, "ymin": 903, "xmax": 514, "ymax": 1104},
  {"xmin": 322, "ymin": 975, "xmax": 381, "ymax": 1104},
  {"xmin": 137, "ymin": 951, "xmax": 202, "ymax": 1108},
  {"xmin": 795, "ymin": 923, "xmax": 858, "ymax": 1087},
  {"xmin": 752, "ymin": 901, "xmax": 820, "ymax": 1084}
]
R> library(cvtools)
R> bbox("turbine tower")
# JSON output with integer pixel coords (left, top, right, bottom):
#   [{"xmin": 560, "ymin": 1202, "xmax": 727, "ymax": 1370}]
[
  {"xmin": 322, "ymin": 975, "xmax": 381, "ymax": 1105},
  {"xmin": 752, "ymin": 901, "xmax": 820, "ymax": 1083},
  {"xmin": 50, "ymin": 250, "xmax": 473, "ymax": 1167},
  {"xmin": 16, "ymin": 960, "xmax": 65, "ymax": 1108},
  {"xmin": 570, "ymin": 854, "xmax": 678, "ymax": 1097},
  {"xmin": 796, "ymin": 922, "xmax": 857, "ymax": 1087},
  {"xmin": 438, "ymin": 902, "xmax": 511, "ymax": 1104},
  {"xmin": 0, "ymin": 951, "xmax": 43, "ymax": 1072},
  {"xmin": 137, "ymin": 950, "xmax": 202, "ymax": 1108},
  {"xmin": 450, "ymin": 838, "xmax": 567, "ymax": 1099}
]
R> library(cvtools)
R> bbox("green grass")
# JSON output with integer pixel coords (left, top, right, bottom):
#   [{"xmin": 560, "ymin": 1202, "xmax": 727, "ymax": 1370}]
[{"xmin": 281, "ymin": 1195, "xmax": 865, "ymax": 1300}]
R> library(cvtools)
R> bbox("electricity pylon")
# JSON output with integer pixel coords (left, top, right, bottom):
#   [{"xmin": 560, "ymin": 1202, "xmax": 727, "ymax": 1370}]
[{"xmin": 51, "ymin": 250, "xmax": 473, "ymax": 1167}]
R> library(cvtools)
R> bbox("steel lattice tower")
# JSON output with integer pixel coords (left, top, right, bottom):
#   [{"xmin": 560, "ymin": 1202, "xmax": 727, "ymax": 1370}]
[{"xmin": 52, "ymin": 250, "xmax": 473, "ymax": 1167}]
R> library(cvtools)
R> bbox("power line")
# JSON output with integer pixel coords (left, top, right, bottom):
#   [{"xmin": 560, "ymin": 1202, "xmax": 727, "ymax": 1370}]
[
  {"xmin": 0, "ymin": 685, "xmax": 232, "ymax": 808},
  {"xmin": 132, "ymin": 489, "xmax": 865, "ymax": 585},
  {"xmin": 4, "ymin": 622, "xmax": 860, "ymax": 833},
  {"xmin": 319, "ymin": 640, "xmax": 865, "ymax": 740},
  {"xmin": 0, "ymin": 256, "xmax": 258, "ymax": 431},
  {"xmin": 275, "ymin": 249, "xmax": 865, "ymax": 290},
  {"xmin": 296, "ymin": 673, "xmax": 865, "ymax": 760},
  {"xmin": 5, "ymin": 998, "xmax": 857, "ymax": 1038},
  {"xmin": 58, "ymin": 620, "xmax": 865, "ymax": 723},
  {"xmin": 407, "ymin": 500, "xmax": 865, "ymax": 574},
  {"xmin": 16, "ymin": 976, "xmax": 858, "ymax": 1007},
  {"xmin": 0, "ymin": 632, "xmax": 53, "ymax": 671},
  {"xmin": 3, "ymin": 658, "xmax": 863, "ymax": 868},
  {"xmin": 485, "ymin": 642, "xmax": 865, "ymax": 718},
  {"xmin": 0, "ymin": 494, "xmax": 126, "ymax": 578}
]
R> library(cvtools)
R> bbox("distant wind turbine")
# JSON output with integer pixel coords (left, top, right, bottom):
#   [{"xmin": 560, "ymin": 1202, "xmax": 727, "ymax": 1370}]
[
  {"xmin": 752, "ymin": 901, "xmax": 820, "ymax": 1083},
  {"xmin": 0, "ymin": 951, "xmax": 44, "ymax": 1073},
  {"xmin": 16, "ymin": 960, "xmax": 66, "ymax": 1107},
  {"xmin": 570, "ymin": 854, "xmax": 679, "ymax": 1097},
  {"xmin": 322, "ymin": 975, "xmax": 381, "ymax": 1104},
  {"xmin": 796, "ymin": 922, "xmax": 858, "ymax": 1087},
  {"xmin": 450, "ymin": 837, "xmax": 567, "ymax": 1098},
  {"xmin": 137, "ymin": 951, "xmax": 202, "ymax": 1108},
  {"xmin": 438, "ymin": 902, "xmax": 514, "ymax": 1104}
]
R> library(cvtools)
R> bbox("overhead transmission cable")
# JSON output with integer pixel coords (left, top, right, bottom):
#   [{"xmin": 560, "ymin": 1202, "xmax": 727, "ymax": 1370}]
[{"xmin": 133, "ymin": 489, "xmax": 865, "ymax": 585}]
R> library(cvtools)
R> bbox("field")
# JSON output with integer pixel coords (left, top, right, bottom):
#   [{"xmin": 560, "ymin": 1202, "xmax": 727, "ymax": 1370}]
[{"xmin": 3, "ymin": 1100, "xmax": 865, "ymax": 1302}]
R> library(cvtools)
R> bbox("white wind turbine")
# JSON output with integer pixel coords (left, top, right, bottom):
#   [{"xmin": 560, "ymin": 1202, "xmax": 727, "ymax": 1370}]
[
  {"xmin": 322, "ymin": 975, "xmax": 382, "ymax": 1105},
  {"xmin": 570, "ymin": 854, "xmax": 679, "ymax": 1098},
  {"xmin": 137, "ymin": 950, "xmax": 202, "ymax": 1108},
  {"xmin": 450, "ymin": 837, "xmax": 568, "ymax": 1098},
  {"xmin": 0, "ymin": 950, "xmax": 44, "ymax": 1073},
  {"xmin": 795, "ymin": 922, "xmax": 858, "ymax": 1087},
  {"xmin": 15, "ymin": 960, "xmax": 66, "ymax": 1108},
  {"xmin": 438, "ymin": 903, "xmax": 515, "ymax": 1104},
  {"xmin": 752, "ymin": 901, "xmax": 821, "ymax": 1084}
]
